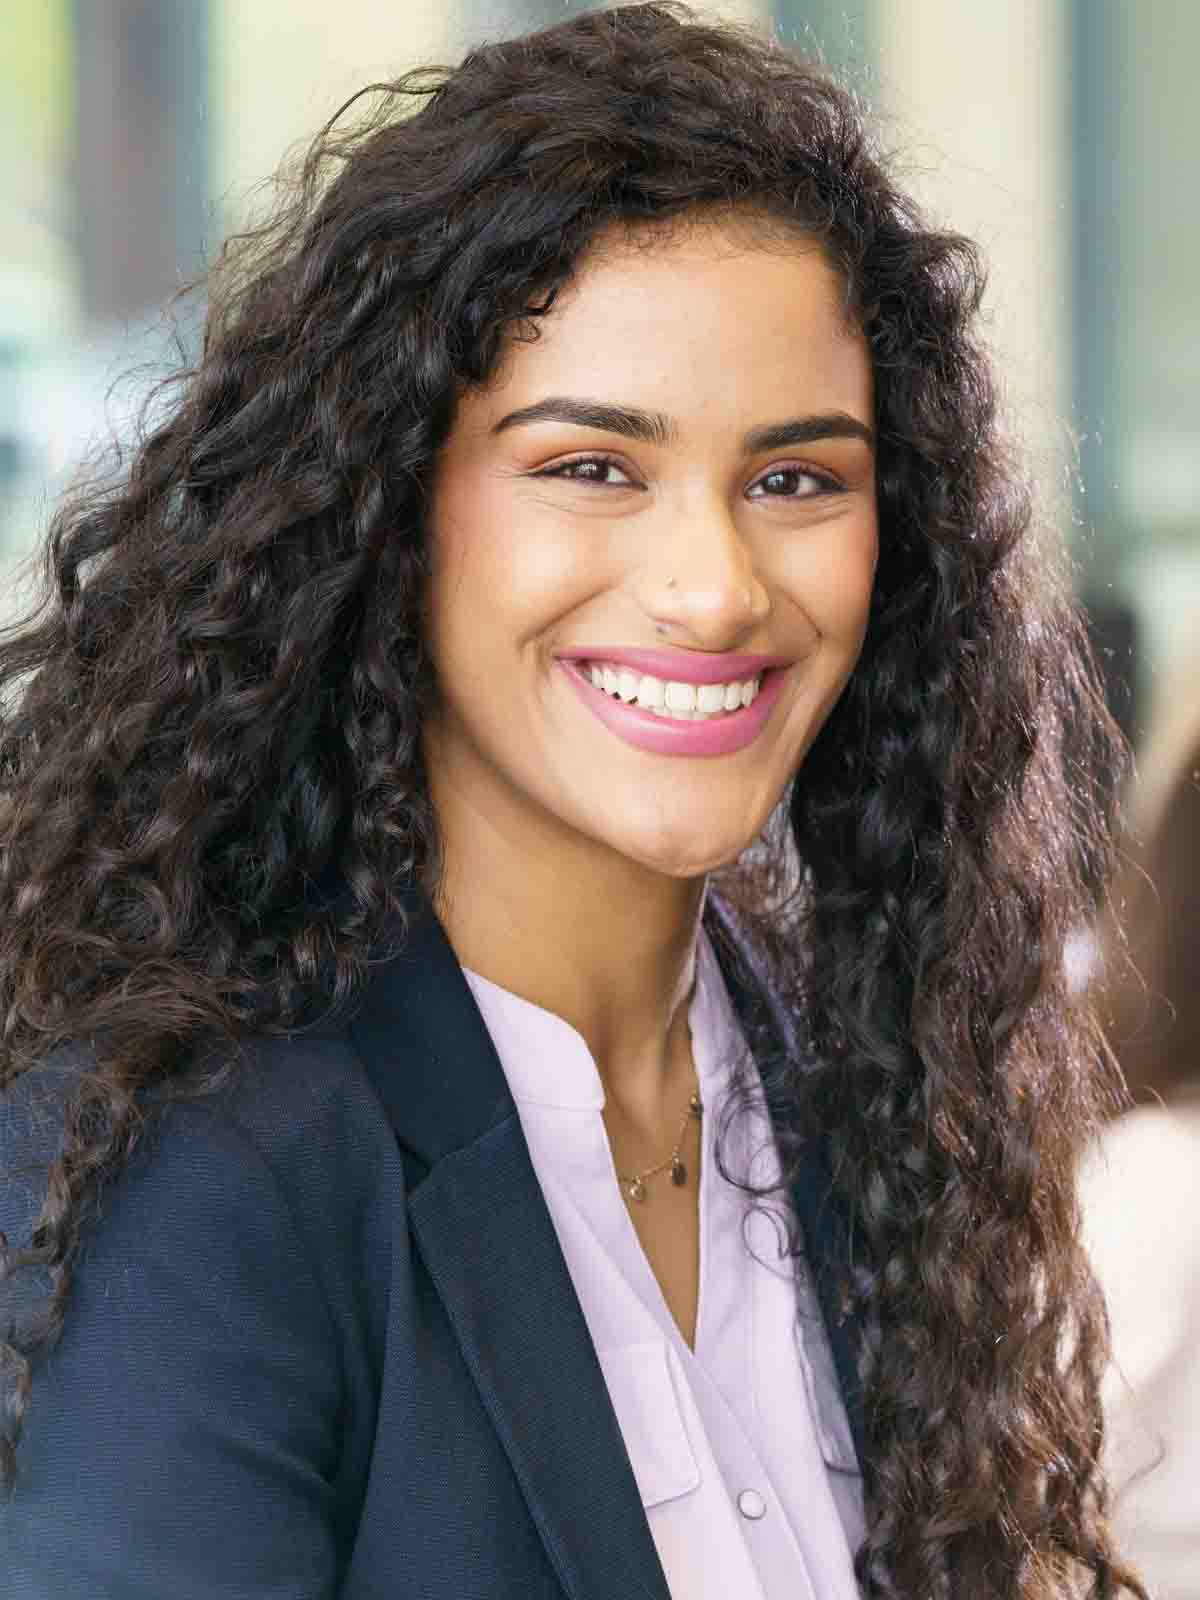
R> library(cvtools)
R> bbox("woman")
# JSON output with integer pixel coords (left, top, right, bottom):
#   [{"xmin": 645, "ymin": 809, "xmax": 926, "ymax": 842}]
[{"xmin": 0, "ymin": 5, "xmax": 1145, "ymax": 1596}]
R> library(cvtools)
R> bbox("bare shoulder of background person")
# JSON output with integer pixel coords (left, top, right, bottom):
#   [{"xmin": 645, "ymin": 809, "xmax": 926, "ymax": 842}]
[
  {"xmin": 1084, "ymin": 683, "xmax": 1200, "ymax": 1599},
  {"xmin": 1079, "ymin": 1095, "xmax": 1200, "ymax": 1600}
]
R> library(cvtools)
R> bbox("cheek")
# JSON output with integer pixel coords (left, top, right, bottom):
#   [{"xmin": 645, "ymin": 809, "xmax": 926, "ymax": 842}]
[
  {"xmin": 788, "ymin": 520, "xmax": 879, "ymax": 643},
  {"xmin": 426, "ymin": 477, "xmax": 521, "ymax": 632},
  {"xmin": 431, "ymin": 473, "xmax": 618, "ymax": 627},
  {"xmin": 424, "ymin": 493, "xmax": 494, "ymax": 683},
  {"xmin": 425, "ymin": 477, "xmax": 591, "ymax": 669},
  {"xmin": 845, "ymin": 535, "xmax": 880, "ymax": 634}
]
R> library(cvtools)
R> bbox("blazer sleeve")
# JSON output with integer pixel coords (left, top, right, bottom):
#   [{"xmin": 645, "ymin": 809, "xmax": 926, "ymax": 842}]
[{"xmin": 2, "ymin": 1079, "xmax": 350, "ymax": 1600}]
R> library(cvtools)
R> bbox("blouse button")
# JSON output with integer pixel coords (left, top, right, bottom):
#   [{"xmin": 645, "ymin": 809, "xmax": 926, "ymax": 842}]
[{"xmin": 737, "ymin": 1488, "xmax": 766, "ymax": 1521}]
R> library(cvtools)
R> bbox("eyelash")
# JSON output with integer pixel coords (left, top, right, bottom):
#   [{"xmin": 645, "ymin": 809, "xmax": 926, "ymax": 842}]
[{"xmin": 534, "ymin": 453, "xmax": 845, "ymax": 498}]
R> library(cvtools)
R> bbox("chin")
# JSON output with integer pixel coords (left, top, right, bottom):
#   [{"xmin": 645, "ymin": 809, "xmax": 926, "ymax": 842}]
[
  {"xmin": 617, "ymin": 831, "xmax": 758, "ymax": 881},
  {"xmin": 575, "ymin": 786, "xmax": 778, "ymax": 882}
]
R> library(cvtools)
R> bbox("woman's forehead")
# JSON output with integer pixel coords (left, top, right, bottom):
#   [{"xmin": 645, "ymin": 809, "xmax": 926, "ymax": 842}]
[{"xmin": 469, "ymin": 222, "xmax": 872, "ymax": 438}]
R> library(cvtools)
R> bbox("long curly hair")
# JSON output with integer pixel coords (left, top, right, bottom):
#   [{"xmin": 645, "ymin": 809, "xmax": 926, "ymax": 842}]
[{"xmin": 0, "ymin": 5, "xmax": 1145, "ymax": 1595}]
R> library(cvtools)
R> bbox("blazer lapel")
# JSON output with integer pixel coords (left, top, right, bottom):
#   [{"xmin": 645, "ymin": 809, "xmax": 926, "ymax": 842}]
[
  {"xmin": 408, "ymin": 1131, "xmax": 671, "ymax": 1600},
  {"xmin": 348, "ymin": 885, "xmax": 671, "ymax": 1600}
]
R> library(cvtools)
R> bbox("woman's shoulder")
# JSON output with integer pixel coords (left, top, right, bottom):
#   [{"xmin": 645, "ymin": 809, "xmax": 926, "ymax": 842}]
[
  {"xmin": 159, "ymin": 1022, "xmax": 406, "ymax": 1184},
  {"xmin": 1, "ymin": 1027, "xmax": 404, "ymax": 1592},
  {"xmin": 1, "ymin": 1022, "xmax": 410, "ymax": 1302},
  {"xmin": 6, "ymin": 1021, "xmax": 393, "ymax": 1171}
]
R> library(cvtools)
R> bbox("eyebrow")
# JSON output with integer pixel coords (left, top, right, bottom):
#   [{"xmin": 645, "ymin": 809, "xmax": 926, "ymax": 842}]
[{"xmin": 491, "ymin": 396, "xmax": 875, "ymax": 452}]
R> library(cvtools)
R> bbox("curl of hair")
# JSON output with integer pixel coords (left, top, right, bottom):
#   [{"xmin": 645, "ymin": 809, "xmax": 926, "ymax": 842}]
[{"xmin": 0, "ymin": 5, "xmax": 1144, "ymax": 1595}]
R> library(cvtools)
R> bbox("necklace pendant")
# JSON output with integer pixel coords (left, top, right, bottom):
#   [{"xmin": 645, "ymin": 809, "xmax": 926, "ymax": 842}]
[
  {"xmin": 670, "ymin": 1156, "xmax": 687, "ymax": 1186},
  {"xmin": 627, "ymin": 1177, "xmax": 647, "ymax": 1203},
  {"xmin": 688, "ymin": 1092, "xmax": 703, "ymax": 1118}
]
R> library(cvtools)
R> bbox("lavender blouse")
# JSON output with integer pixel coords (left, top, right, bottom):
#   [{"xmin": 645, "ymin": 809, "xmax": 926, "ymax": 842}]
[{"xmin": 462, "ymin": 918, "xmax": 864, "ymax": 1600}]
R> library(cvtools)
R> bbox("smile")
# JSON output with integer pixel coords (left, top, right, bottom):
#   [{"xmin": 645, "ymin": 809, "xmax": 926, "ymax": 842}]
[
  {"xmin": 582, "ymin": 660, "xmax": 763, "ymax": 720},
  {"xmin": 558, "ymin": 659, "xmax": 790, "ymax": 758}
]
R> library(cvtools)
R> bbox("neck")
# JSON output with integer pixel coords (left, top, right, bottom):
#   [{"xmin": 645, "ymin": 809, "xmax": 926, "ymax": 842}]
[{"xmin": 423, "ymin": 824, "xmax": 707, "ymax": 1124}]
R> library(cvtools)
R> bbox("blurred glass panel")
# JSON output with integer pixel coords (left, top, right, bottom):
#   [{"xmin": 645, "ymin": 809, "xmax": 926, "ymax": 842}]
[
  {"xmin": 72, "ymin": 0, "xmax": 209, "ymax": 323},
  {"xmin": 874, "ymin": 0, "xmax": 1071, "ymax": 508},
  {"xmin": 1072, "ymin": 0, "xmax": 1200, "ymax": 739},
  {"xmin": 0, "ymin": 2, "xmax": 75, "ymax": 574}
]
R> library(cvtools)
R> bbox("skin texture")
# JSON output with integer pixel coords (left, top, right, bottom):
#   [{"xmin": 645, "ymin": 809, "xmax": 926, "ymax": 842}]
[{"xmin": 422, "ymin": 218, "xmax": 877, "ymax": 1339}]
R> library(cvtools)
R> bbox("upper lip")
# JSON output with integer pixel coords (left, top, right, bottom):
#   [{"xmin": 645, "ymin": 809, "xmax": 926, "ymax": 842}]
[{"xmin": 554, "ymin": 648, "xmax": 793, "ymax": 685}]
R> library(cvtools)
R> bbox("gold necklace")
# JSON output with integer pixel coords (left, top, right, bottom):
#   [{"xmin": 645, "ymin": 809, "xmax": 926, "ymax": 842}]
[{"xmin": 617, "ymin": 1084, "xmax": 703, "ymax": 1204}]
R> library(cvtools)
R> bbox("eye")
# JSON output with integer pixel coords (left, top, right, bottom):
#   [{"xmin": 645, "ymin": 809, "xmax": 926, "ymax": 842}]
[
  {"xmin": 747, "ymin": 464, "xmax": 844, "ymax": 500},
  {"xmin": 535, "ymin": 454, "xmax": 639, "ymax": 488}
]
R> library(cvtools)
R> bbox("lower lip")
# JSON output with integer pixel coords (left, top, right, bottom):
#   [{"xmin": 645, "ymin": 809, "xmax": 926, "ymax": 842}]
[{"xmin": 557, "ymin": 661, "xmax": 790, "ymax": 758}]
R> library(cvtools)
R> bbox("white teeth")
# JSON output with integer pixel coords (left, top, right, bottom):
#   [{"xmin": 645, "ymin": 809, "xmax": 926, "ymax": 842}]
[
  {"xmin": 583, "ymin": 660, "xmax": 762, "ymax": 718},
  {"xmin": 664, "ymin": 681, "xmax": 697, "ymax": 712}
]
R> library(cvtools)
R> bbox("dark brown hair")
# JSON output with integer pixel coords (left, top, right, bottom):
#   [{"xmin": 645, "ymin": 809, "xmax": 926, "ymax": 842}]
[{"xmin": 0, "ymin": 5, "xmax": 1144, "ymax": 1595}]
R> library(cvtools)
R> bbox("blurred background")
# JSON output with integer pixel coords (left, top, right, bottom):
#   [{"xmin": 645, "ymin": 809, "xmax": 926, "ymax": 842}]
[
  {"xmin": 3, "ymin": 0, "xmax": 1197, "ymax": 757},
  {"xmin": 1, "ymin": 2, "xmax": 1197, "ymax": 1587}
]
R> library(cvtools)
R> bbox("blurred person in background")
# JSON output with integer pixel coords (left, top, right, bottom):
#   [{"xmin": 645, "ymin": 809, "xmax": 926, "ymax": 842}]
[
  {"xmin": 0, "ymin": 5, "xmax": 1148, "ymax": 1597},
  {"xmin": 1081, "ymin": 686, "xmax": 1200, "ymax": 1599}
]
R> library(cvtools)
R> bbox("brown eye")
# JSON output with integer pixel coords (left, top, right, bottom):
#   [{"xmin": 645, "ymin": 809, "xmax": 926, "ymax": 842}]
[
  {"xmin": 748, "ymin": 465, "xmax": 843, "ymax": 499},
  {"xmin": 538, "ymin": 455, "xmax": 637, "ymax": 487}
]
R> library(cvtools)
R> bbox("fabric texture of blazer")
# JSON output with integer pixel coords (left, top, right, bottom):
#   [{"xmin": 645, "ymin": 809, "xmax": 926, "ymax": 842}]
[{"xmin": 0, "ymin": 881, "xmax": 864, "ymax": 1599}]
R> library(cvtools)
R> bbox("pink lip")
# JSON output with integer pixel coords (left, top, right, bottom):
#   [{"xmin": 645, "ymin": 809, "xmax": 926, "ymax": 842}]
[
  {"xmin": 553, "ymin": 647, "xmax": 793, "ymax": 685},
  {"xmin": 558, "ymin": 659, "xmax": 791, "ymax": 758}
]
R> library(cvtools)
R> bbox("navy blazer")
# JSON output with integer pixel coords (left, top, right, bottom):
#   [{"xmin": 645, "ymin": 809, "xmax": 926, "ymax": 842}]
[{"xmin": 1, "ymin": 883, "xmax": 862, "ymax": 1599}]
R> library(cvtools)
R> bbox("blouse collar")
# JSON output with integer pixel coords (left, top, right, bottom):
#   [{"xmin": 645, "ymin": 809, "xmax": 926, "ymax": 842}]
[{"xmin": 462, "ymin": 920, "xmax": 747, "ymax": 1113}]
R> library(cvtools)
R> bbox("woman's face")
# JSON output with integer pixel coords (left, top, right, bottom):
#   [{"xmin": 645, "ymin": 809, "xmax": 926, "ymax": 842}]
[{"xmin": 422, "ymin": 216, "xmax": 878, "ymax": 886}]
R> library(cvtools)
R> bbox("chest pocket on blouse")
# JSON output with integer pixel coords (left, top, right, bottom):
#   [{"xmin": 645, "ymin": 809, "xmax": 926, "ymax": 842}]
[{"xmin": 596, "ymin": 1340, "xmax": 702, "ymax": 1507}]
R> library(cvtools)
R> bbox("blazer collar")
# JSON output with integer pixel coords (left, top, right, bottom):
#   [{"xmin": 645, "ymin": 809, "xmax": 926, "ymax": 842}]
[
  {"xmin": 345, "ymin": 884, "xmax": 516, "ymax": 1170},
  {"xmin": 343, "ymin": 878, "xmax": 864, "ymax": 1600}
]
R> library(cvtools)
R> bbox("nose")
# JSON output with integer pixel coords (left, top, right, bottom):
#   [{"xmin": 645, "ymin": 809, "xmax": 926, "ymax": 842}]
[{"xmin": 637, "ymin": 493, "xmax": 770, "ymax": 645}]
